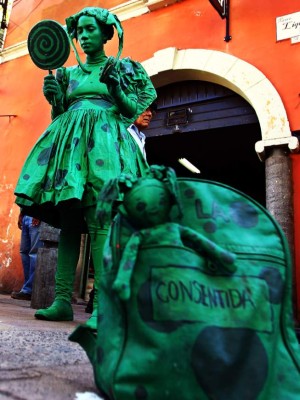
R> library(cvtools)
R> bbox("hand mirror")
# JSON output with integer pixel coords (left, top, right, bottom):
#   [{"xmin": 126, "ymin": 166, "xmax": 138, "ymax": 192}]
[
  {"xmin": 27, "ymin": 20, "xmax": 70, "ymax": 105},
  {"xmin": 27, "ymin": 19, "xmax": 70, "ymax": 71}
]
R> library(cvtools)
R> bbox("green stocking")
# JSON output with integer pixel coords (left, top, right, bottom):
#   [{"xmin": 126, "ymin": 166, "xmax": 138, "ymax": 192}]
[
  {"xmin": 84, "ymin": 206, "xmax": 109, "ymax": 330},
  {"xmin": 84, "ymin": 228, "xmax": 108, "ymax": 330},
  {"xmin": 34, "ymin": 230, "xmax": 81, "ymax": 321}
]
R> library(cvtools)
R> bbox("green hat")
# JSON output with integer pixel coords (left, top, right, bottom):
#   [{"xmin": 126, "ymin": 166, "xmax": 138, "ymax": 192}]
[{"xmin": 65, "ymin": 7, "xmax": 124, "ymax": 72}]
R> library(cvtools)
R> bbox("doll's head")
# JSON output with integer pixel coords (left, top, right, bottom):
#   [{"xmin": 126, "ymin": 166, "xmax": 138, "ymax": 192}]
[
  {"xmin": 97, "ymin": 165, "xmax": 182, "ymax": 228},
  {"xmin": 123, "ymin": 178, "xmax": 172, "ymax": 229}
]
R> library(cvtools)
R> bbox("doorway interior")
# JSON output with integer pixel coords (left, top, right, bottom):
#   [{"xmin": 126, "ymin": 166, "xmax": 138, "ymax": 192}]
[{"xmin": 145, "ymin": 80, "xmax": 265, "ymax": 206}]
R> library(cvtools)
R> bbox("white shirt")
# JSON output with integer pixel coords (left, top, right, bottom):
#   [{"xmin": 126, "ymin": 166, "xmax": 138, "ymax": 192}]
[{"xmin": 127, "ymin": 124, "xmax": 147, "ymax": 160}]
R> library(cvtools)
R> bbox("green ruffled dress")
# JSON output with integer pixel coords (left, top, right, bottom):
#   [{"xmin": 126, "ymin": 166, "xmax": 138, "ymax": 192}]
[{"xmin": 15, "ymin": 57, "xmax": 157, "ymax": 229}]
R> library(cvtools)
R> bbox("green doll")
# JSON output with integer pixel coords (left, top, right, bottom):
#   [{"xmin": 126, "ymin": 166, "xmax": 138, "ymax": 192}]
[
  {"xmin": 97, "ymin": 165, "xmax": 237, "ymax": 301},
  {"xmin": 14, "ymin": 7, "xmax": 157, "ymax": 328}
]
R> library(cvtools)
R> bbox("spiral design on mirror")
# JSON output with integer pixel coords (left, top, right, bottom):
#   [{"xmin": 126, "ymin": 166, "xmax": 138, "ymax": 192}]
[{"xmin": 27, "ymin": 20, "xmax": 70, "ymax": 70}]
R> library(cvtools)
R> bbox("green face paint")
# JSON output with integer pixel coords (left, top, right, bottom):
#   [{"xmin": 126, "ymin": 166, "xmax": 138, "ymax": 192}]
[{"xmin": 77, "ymin": 16, "xmax": 105, "ymax": 55}]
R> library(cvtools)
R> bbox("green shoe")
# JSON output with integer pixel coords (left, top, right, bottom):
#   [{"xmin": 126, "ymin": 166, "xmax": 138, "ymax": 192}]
[
  {"xmin": 84, "ymin": 308, "xmax": 97, "ymax": 330},
  {"xmin": 34, "ymin": 299, "xmax": 73, "ymax": 321}
]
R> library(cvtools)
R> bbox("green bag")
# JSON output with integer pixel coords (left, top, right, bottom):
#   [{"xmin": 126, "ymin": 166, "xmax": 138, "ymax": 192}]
[{"xmin": 70, "ymin": 166, "xmax": 300, "ymax": 400}]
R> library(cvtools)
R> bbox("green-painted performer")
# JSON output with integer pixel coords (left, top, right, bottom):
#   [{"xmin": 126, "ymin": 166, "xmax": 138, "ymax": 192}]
[{"xmin": 14, "ymin": 7, "xmax": 157, "ymax": 329}]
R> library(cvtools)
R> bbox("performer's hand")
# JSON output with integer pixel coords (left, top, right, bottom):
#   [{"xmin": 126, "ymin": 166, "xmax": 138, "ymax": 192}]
[
  {"xmin": 43, "ymin": 74, "xmax": 63, "ymax": 105},
  {"xmin": 100, "ymin": 58, "xmax": 136, "ymax": 117},
  {"xmin": 105, "ymin": 66, "xmax": 121, "ymax": 89},
  {"xmin": 100, "ymin": 58, "xmax": 120, "ymax": 90}
]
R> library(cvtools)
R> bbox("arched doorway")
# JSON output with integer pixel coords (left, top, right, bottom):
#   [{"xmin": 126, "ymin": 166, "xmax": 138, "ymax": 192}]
[{"xmin": 146, "ymin": 80, "xmax": 265, "ymax": 205}]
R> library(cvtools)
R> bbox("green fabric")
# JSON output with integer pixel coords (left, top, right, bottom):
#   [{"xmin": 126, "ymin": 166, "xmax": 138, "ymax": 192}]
[
  {"xmin": 108, "ymin": 81, "xmax": 137, "ymax": 118},
  {"xmin": 97, "ymin": 165, "xmax": 182, "ymax": 229},
  {"xmin": 84, "ymin": 206, "xmax": 109, "ymax": 330},
  {"xmin": 113, "ymin": 224, "xmax": 237, "ymax": 301},
  {"xmin": 34, "ymin": 229, "xmax": 81, "ymax": 321},
  {"xmin": 70, "ymin": 175, "xmax": 300, "ymax": 399},
  {"xmin": 14, "ymin": 57, "xmax": 156, "ymax": 229},
  {"xmin": 55, "ymin": 229, "xmax": 81, "ymax": 301},
  {"xmin": 35, "ymin": 299, "xmax": 73, "ymax": 321}
]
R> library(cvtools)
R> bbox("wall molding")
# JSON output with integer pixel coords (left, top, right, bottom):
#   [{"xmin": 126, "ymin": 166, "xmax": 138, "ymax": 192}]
[
  {"xmin": 142, "ymin": 47, "xmax": 299, "ymax": 159},
  {"xmin": 0, "ymin": 0, "xmax": 180, "ymax": 63}
]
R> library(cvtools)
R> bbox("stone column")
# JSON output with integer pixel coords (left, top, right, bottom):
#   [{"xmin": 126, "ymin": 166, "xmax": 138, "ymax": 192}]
[
  {"xmin": 30, "ymin": 223, "xmax": 60, "ymax": 309},
  {"xmin": 265, "ymin": 146, "xmax": 294, "ymax": 257},
  {"xmin": 30, "ymin": 225, "xmax": 88, "ymax": 309},
  {"xmin": 265, "ymin": 146, "xmax": 297, "ymax": 319}
]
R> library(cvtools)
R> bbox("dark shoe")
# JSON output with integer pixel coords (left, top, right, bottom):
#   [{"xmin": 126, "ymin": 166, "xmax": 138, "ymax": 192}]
[{"xmin": 11, "ymin": 291, "xmax": 31, "ymax": 300}]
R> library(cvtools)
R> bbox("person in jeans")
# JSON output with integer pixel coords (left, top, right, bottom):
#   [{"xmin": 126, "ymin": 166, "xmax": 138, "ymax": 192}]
[{"xmin": 11, "ymin": 212, "xmax": 43, "ymax": 300}]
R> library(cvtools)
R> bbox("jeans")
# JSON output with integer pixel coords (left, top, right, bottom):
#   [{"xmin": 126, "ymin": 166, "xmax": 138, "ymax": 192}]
[{"xmin": 20, "ymin": 216, "xmax": 43, "ymax": 294}]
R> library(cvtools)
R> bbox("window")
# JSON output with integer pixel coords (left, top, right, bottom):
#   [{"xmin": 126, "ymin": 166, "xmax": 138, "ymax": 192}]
[{"xmin": 0, "ymin": 0, "xmax": 12, "ymax": 52}]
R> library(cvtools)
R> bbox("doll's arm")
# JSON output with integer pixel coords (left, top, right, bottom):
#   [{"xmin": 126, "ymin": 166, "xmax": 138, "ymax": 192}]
[
  {"xmin": 113, "ymin": 232, "xmax": 142, "ymax": 300},
  {"xmin": 180, "ymin": 226, "xmax": 236, "ymax": 273}
]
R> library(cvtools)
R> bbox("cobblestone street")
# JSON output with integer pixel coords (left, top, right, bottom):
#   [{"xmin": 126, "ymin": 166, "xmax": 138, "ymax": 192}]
[{"xmin": 0, "ymin": 294, "xmax": 102, "ymax": 400}]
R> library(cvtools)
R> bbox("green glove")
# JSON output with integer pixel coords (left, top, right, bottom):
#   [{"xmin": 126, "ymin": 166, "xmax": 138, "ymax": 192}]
[
  {"xmin": 43, "ymin": 74, "xmax": 64, "ymax": 105},
  {"xmin": 43, "ymin": 74, "xmax": 65, "ymax": 119},
  {"xmin": 102, "ymin": 63, "xmax": 137, "ymax": 118}
]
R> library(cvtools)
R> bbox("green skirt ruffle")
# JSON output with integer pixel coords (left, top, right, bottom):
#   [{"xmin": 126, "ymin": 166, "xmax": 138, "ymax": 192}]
[{"xmin": 15, "ymin": 100, "xmax": 149, "ymax": 229}]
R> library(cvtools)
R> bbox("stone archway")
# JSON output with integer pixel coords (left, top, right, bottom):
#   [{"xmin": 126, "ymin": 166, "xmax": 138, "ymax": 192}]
[
  {"xmin": 143, "ymin": 47, "xmax": 299, "ymax": 158},
  {"xmin": 142, "ymin": 47, "xmax": 299, "ymax": 255}
]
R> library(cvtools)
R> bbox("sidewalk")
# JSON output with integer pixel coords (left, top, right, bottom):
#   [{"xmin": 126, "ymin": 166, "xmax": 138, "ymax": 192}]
[
  {"xmin": 2, "ymin": 292, "xmax": 299, "ymax": 400},
  {"xmin": 0, "ymin": 293, "xmax": 103, "ymax": 400}
]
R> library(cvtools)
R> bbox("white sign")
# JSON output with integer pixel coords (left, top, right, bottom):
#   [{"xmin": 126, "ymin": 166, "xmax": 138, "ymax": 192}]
[
  {"xmin": 276, "ymin": 11, "xmax": 300, "ymax": 41},
  {"xmin": 291, "ymin": 35, "xmax": 300, "ymax": 44}
]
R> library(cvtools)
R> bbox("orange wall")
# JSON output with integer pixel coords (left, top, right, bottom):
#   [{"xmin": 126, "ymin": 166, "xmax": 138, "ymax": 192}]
[
  {"xmin": 5, "ymin": 0, "xmax": 300, "ymax": 130},
  {"xmin": 1, "ymin": 1, "xmax": 300, "ymax": 304},
  {"xmin": 0, "ymin": 56, "xmax": 50, "ymax": 292}
]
